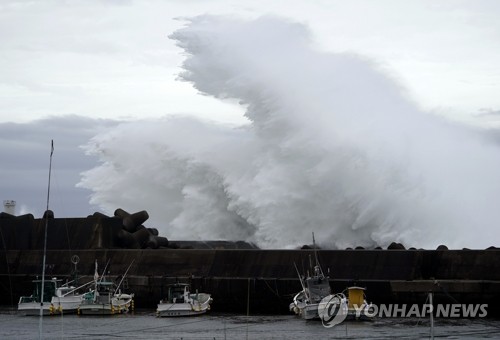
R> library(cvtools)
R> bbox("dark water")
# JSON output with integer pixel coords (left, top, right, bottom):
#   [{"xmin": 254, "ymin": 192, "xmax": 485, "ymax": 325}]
[{"xmin": 0, "ymin": 309, "xmax": 499, "ymax": 339}]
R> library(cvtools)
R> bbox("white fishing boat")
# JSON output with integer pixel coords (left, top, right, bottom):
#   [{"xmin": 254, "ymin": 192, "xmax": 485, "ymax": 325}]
[
  {"xmin": 49, "ymin": 284, "xmax": 84, "ymax": 314},
  {"xmin": 289, "ymin": 233, "xmax": 333, "ymax": 320},
  {"xmin": 289, "ymin": 266, "xmax": 374, "ymax": 321},
  {"xmin": 289, "ymin": 262, "xmax": 333, "ymax": 320},
  {"xmin": 78, "ymin": 261, "xmax": 135, "ymax": 316},
  {"xmin": 156, "ymin": 282, "xmax": 212, "ymax": 317},
  {"xmin": 52, "ymin": 278, "xmax": 100, "ymax": 314},
  {"xmin": 18, "ymin": 277, "xmax": 88, "ymax": 315},
  {"xmin": 78, "ymin": 282, "xmax": 134, "ymax": 315},
  {"xmin": 18, "ymin": 277, "xmax": 58, "ymax": 316}
]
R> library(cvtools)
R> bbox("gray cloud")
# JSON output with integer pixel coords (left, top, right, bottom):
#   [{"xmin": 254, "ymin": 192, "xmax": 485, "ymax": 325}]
[{"xmin": 0, "ymin": 115, "xmax": 120, "ymax": 217}]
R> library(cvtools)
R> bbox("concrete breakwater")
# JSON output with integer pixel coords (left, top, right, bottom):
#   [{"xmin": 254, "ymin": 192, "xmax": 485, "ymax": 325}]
[
  {"xmin": 0, "ymin": 212, "xmax": 499, "ymax": 315},
  {"xmin": 1, "ymin": 248, "xmax": 500, "ymax": 315}
]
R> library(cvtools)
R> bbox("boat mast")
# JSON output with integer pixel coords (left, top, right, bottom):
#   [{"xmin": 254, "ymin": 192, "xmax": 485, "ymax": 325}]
[
  {"xmin": 93, "ymin": 260, "xmax": 99, "ymax": 302},
  {"xmin": 312, "ymin": 232, "xmax": 324, "ymax": 278},
  {"xmin": 114, "ymin": 259, "xmax": 135, "ymax": 295},
  {"xmin": 39, "ymin": 140, "xmax": 54, "ymax": 338},
  {"xmin": 294, "ymin": 262, "xmax": 310, "ymax": 301}
]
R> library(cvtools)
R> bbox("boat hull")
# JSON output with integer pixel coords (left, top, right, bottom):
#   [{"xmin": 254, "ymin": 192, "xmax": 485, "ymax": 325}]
[
  {"xmin": 300, "ymin": 303, "xmax": 321, "ymax": 320},
  {"xmin": 289, "ymin": 301, "xmax": 321, "ymax": 320},
  {"xmin": 156, "ymin": 302, "xmax": 209, "ymax": 317},
  {"xmin": 78, "ymin": 296, "xmax": 134, "ymax": 315},
  {"xmin": 18, "ymin": 302, "xmax": 51, "ymax": 316},
  {"xmin": 50, "ymin": 295, "xmax": 83, "ymax": 314},
  {"xmin": 78, "ymin": 304, "xmax": 118, "ymax": 315},
  {"xmin": 289, "ymin": 291, "xmax": 321, "ymax": 320}
]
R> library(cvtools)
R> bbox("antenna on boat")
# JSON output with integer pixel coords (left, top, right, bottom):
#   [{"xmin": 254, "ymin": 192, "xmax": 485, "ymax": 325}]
[
  {"xmin": 294, "ymin": 262, "xmax": 309, "ymax": 301},
  {"xmin": 312, "ymin": 232, "xmax": 324, "ymax": 278},
  {"xmin": 39, "ymin": 140, "xmax": 54, "ymax": 338},
  {"xmin": 312, "ymin": 232, "xmax": 318, "ymax": 264},
  {"xmin": 98, "ymin": 259, "xmax": 111, "ymax": 283},
  {"xmin": 114, "ymin": 259, "xmax": 135, "ymax": 295}
]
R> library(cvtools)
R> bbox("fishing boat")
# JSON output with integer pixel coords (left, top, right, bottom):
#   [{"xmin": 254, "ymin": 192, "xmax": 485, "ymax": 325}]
[
  {"xmin": 78, "ymin": 261, "xmax": 135, "ymax": 316},
  {"xmin": 18, "ymin": 276, "xmax": 90, "ymax": 316},
  {"xmin": 289, "ymin": 261, "xmax": 333, "ymax": 320},
  {"xmin": 18, "ymin": 277, "xmax": 58, "ymax": 316},
  {"xmin": 289, "ymin": 258, "xmax": 374, "ymax": 321},
  {"xmin": 156, "ymin": 282, "xmax": 212, "ymax": 317},
  {"xmin": 78, "ymin": 281, "xmax": 134, "ymax": 315},
  {"xmin": 51, "ymin": 278, "xmax": 98, "ymax": 314},
  {"xmin": 289, "ymin": 234, "xmax": 334, "ymax": 320}
]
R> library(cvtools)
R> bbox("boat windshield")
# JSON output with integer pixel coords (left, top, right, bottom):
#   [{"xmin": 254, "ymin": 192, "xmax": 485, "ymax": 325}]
[
  {"xmin": 167, "ymin": 284, "xmax": 189, "ymax": 303},
  {"xmin": 28, "ymin": 280, "xmax": 56, "ymax": 303}
]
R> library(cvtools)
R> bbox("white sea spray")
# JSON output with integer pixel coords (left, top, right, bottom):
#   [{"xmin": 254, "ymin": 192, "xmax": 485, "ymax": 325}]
[{"xmin": 79, "ymin": 15, "xmax": 500, "ymax": 249}]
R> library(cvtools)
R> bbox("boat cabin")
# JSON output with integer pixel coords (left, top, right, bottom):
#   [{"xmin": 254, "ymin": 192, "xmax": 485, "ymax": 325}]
[
  {"xmin": 55, "ymin": 286, "xmax": 75, "ymax": 297},
  {"xmin": 19, "ymin": 278, "xmax": 59, "ymax": 304},
  {"xmin": 305, "ymin": 265, "xmax": 331, "ymax": 303},
  {"xmin": 166, "ymin": 283, "xmax": 190, "ymax": 303}
]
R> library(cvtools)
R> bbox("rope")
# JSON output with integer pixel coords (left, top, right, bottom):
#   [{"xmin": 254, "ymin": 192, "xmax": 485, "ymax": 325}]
[
  {"xmin": 262, "ymin": 279, "xmax": 281, "ymax": 298},
  {"xmin": 434, "ymin": 281, "xmax": 460, "ymax": 304}
]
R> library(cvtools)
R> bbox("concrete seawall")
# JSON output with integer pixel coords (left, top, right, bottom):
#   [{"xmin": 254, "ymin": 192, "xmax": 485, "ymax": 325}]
[
  {"xmin": 1, "ymin": 213, "xmax": 499, "ymax": 315},
  {"xmin": 1, "ymin": 249, "xmax": 499, "ymax": 315}
]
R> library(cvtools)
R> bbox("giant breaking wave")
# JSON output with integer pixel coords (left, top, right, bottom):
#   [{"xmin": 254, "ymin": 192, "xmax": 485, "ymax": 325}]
[{"xmin": 78, "ymin": 15, "xmax": 500, "ymax": 249}]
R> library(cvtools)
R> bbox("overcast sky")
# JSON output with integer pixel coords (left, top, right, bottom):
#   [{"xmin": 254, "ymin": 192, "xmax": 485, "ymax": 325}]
[
  {"xmin": 2, "ymin": 0, "xmax": 500, "ymax": 124},
  {"xmin": 1, "ymin": 0, "xmax": 500, "ymax": 247}
]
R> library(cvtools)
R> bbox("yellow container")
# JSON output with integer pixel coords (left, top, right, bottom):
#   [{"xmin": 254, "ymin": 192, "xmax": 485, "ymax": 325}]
[{"xmin": 347, "ymin": 287, "xmax": 365, "ymax": 309}]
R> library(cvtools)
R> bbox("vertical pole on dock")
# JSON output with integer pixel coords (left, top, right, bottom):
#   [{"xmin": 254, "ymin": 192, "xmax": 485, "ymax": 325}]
[
  {"xmin": 224, "ymin": 317, "xmax": 227, "ymax": 340},
  {"xmin": 247, "ymin": 278, "xmax": 250, "ymax": 316},
  {"xmin": 39, "ymin": 140, "xmax": 54, "ymax": 340},
  {"xmin": 246, "ymin": 278, "xmax": 250, "ymax": 340},
  {"xmin": 429, "ymin": 292, "xmax": 434, "ymax": 340}
]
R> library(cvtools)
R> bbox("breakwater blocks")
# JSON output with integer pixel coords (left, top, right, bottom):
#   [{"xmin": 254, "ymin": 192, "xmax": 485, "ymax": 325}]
[
  {"xmin": 0, "ymin": 208, "xmax": 169, "ymax": 250},
  {"xmin": 0, "ymin": 212, "xmax": 499, "ymax": 315}
]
